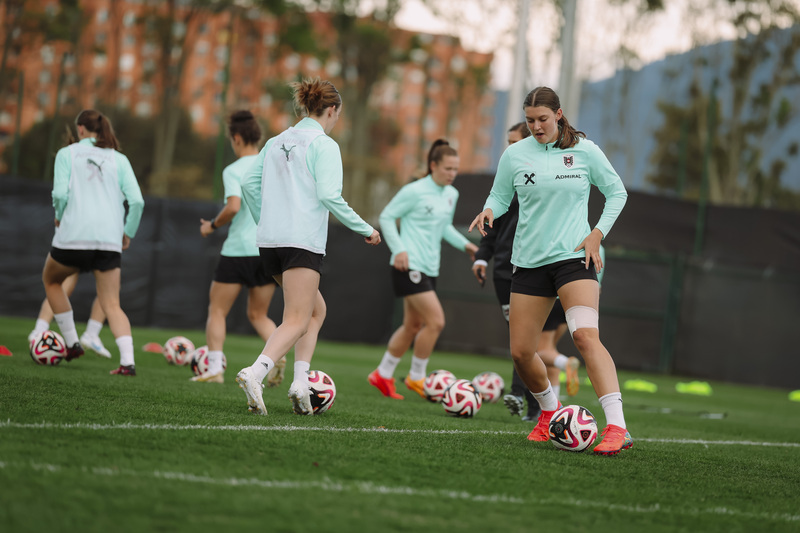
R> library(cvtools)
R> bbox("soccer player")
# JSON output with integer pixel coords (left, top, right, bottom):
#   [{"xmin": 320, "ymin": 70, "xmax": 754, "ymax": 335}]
[
  {"xmin": 236, "ymin": 78, "xmax": 381, "ymax": 415},
  {"xmin": 368, "ymin": 139, "xmax": 478, "ymax": 400},
  {"xmin": 28, "ymin": 274, "xmax": 112, "ymax": 358},
  {"xmin": 195, "ymin": 111, "xmax": 279, "ymax": 384},
  {"xmin": 469, "ymin": 87, "xmax": 632, "ymax": 455},
  {"xmin": 42, "ymin": 109, "xmax": 144, "ymax": 376}
]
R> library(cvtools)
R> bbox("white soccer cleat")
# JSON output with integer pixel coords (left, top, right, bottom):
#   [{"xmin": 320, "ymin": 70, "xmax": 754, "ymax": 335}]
[
  {"xmin": 190, "ymin": 371, "xmax": 224, "ymax": 383},
  {"xmin": 288, "ymin": 381, "xmax": 313, "ymax": 415},
  {"xmin": 236, "ymin": 367, "xmax": 267, "ymax": 415},
  {"xmin": 27, "ymin": 330, "xmax": 37, "ymax": 348},
  {"xmin": 80, "ymin": 333, "xmax": 112, "ymax": 358}
]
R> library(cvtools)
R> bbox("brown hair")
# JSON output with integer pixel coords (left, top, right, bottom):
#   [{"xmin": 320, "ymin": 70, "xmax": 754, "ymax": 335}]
[
  {"xmin": 522, "ymin": 86, "xmax": 585, "ymax": 149},
  {"xmin": 426, "ymin": 139, "xmax": 458, "ymax": 175},
  {"xmin": 75, "ymin": 109, "xmax": 120, "ymax": 150},
  {"xmin": 289, "ymin": 77, "xmax": 341, "ymax": 117},
  {"xmin": 508, "ymin": 121, "xmax": 531, "ymax": 138},
  {"xmin": 227, "ymin": 110, "xmax": 261, "ymax": 146}
]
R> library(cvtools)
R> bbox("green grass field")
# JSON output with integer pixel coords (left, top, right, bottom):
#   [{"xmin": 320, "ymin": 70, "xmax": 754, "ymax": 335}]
[{"xmin": 1, "ymin": 315, "xmax": 799, "ymax": 533}]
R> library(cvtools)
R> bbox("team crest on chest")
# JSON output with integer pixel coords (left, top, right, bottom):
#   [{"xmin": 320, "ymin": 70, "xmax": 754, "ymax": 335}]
[{"xmin": 563, "ymin": 155, "xmax": 574, "ymax": 168}]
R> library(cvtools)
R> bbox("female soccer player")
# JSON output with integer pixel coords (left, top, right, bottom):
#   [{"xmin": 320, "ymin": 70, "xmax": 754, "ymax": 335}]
[
  {"xmin": 469, "ymin": 87, "xmax": 632, "ymax": 455},
  {"xmin": 195, "ymin": 111, "xmax": 279, "ymax": 384},
  {"xmin": 42, "ymin": 109, "xmax": 144, "ymax": 376},
  {"xmin": 236, "ymin": 78, "xmax": 381, "ymax": 415},
  {"xmin": 368, "ymin": 139, "xmax": 478, "ymax": 400}
]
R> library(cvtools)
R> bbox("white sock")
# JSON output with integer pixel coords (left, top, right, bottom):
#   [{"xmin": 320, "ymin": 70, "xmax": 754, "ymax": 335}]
[
  {"xmin": 294, "ymin": 360, "xmax": 310, "ymax": 385},
  {"xmin": 532, "ymin": 384, "xmax": 559, "ymax": 411},
  {"xmin": 377, "ymin": 351, "xmax": 402, "ymax": 379},
  {"xmin": 208, "ymin": 350, "xmax": 224, "ymax": 374},
  {"xmin": 251, "ymin": 354, "xmax": 275, "ymax": 382},
  {"xmin": 116, "ymin": 336, "xmax": 134, "ymax": 366},
  {"xmin": 85, "ymin": 319, "xmax": 103, "ymax": 337},
  {"xmin": 599, "ymin": 392, "xmax": 626, "ymax": 429},
  {"xmin": 552, "ymin": 384, "xmax": 561, "ymax": 398},
  {"xmin": 33, "ymin": 318, "xmax": 50, "ymax": 335},
  {"xmin": 54, "ymin": 311, "xmax": 79, "ymax": 345},
  {"xmin": 553, "ymin": 354, "xmax": 568, "ymax": 370},
  {"xmin": 409, "ymin": 355, "xmax": 429, "ymax": 381}
]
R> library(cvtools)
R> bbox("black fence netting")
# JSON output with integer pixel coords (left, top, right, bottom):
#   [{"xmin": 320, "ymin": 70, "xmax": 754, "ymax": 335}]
[{"xmin": 2, "ymin": 174, "xmax": 799, "ymax": 388}]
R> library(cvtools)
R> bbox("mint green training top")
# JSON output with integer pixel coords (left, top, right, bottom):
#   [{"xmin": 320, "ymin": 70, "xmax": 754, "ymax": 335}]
[
  {"xmin": 220, "ymin": 154, "xmax": 259, "ymax": 257},
  {"xmin": 484, "ymin": 136, "xmax": 627, "ymax": 269},
  {"xmin": 241, "ymin": 117, "xmax": 374, "ymax": 255},
  {"xmin": 51, "ymin": 138, "xmax": 144, "ymax": 253},
  {"xmin": 379, "ymin": 175, "xmax": 470, "ymax": 278}
]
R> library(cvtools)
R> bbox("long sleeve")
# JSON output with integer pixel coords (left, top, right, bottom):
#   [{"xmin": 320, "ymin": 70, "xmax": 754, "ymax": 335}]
[
  {"xmin": 116, "ymin": 154, "xmax": 144, "ymax": 238},
  {"xmin": 483, "ymin": 150, "xmax": 515, "ymax": 220},
  {"xmin": 587, "ymin": 142, "xmax": 628, "ymax": 238},
  {"xmin": 378, "ymin": 186, "xmax": 415, "ymax": 255},
  {"xmin": 443, "ymin": 224, "xmax": 469, "ymax": 251},
  {"xmin": 311, "ymin": 138, "xmax": 373, "ymax": 237},
  {"xmin": 241, "ymin": 141, "xmax": 270, "ymax": 224},
  {"xmin": 52, "ymin": 147, "xmax": 71, "ymax": 220}
]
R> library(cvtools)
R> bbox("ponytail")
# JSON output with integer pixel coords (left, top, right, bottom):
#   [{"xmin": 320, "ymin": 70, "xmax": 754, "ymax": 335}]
[
  {"xmin": 75, "ymin": 109, "xmax": 120, "ymax": 151},
  {"xmin": 426, "ymin": 139, "xmax": 458, "ymax": 175},
  {"xmin": 555, "ymin": 114, "xmax": 584, "ymax": 150}
]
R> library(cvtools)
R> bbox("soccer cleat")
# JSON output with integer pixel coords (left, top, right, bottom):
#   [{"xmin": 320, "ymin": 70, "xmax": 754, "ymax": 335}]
[
  {"xmin": 236, "ymin": 367, "xmax": 268, "ymax": 415},
  {"xmin": 288, "ymin": 381, "xmax": 313, "ymax": 415},
  {"xmin": 80, "ymin": 333, "xmax": 112, "ymax": 358},
  {"xmin": 109, "ymin": 365, "xmax": 136, "ymax": 376},
  {"xmin": 503, "ymin": 394, "xmax": 524, "ymax": 416},
  {"xmin": 593, "ymin": 424, "xmax": 634, "ymax": 456},
  {"xmin": 27, "ymin": 330, "xmax": 39, "ymax": 348},
  {"xmin": 266, "ymin": 357, "xmax": 286, "ymax": 388},
  {"xmin": 191, "ymin": 371, "xmax": 224, "ymax": 383},
  {"xmin": 566, "ymin": 356, "xmax": 580, "ymax": 396},
  {"xmin": 64, "ymin": 342, "xmax": 85, "ymax": 362},
  {"xmin": 527, "ymin": 403, "xmax": 562, "ymax": 441},
  {"xmin": 404, "ymin": 375, "xmax": 426, "ymax": 399},
  {"xmin": 367, "ymin": 369, "xmax": 404, "ymax": 399}
]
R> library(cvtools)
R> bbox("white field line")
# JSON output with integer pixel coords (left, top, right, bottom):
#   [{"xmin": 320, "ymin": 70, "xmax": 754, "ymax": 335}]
[
  {"xmin": 1, "ymin": 420, "xmax": 799, "ymax": 448},
  {"xmin": 0, "ymin": 460, "xmax": 798, "ymax": 524}
]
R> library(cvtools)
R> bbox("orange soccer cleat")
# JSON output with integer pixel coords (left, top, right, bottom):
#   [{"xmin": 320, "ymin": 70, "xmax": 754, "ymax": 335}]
[
  {"xmin": 593, "ymin": 424, "xmax": 634, "ymax": 456},
  {"xmin": 368, "ymin": 369, "xmax": 404, "ymax": 399},
  {"xmin": 527, "ymin": 403, "xmax": 562, "ymax": 441},
  {"xmin": 565, "ymin": 356, "xmax": 581, "ymax": 396},
  {"xmin": 404, "ymin": 375, "xmax": 426, "ymax": 399}
]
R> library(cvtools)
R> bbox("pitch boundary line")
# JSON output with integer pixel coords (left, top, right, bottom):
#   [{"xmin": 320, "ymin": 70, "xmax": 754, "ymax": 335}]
[
  {"xmin": 0, "ymin": 460, "xmax": 798, "ymax": 524},
  {"xmin": 1, "ymin": 420, "xmax": 799, "ymax": 448}
]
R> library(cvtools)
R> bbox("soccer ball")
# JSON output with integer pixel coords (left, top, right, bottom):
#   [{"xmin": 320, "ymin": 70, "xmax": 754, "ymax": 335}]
[
  {"xmin": 190, "ymin": 346, "xmax": 227, "ymax": 376},
  {"xmin": 423, "ymin": 369, "xmax": 456, "ymax": 403},
  {"xmin": 548, "ymin": 404, "xmax": 599, "ymax": 452},
  {"xmin": 441, "ymin": 379, "xmax": 482, "ymax": 418},
  {"xmin": 29, "ymin": 330, "xmax": 67, "ymax": 366},
  {"xmin": 163, "ymin": 336, "xmax": 195, "ymax": 365},
  {"xmin": 307, "ymin": 370, "xmax": 336, "ymax": 414},
  {"xmin": 472, "ymin": 371, "xmax": 505, "ymax": 403}
]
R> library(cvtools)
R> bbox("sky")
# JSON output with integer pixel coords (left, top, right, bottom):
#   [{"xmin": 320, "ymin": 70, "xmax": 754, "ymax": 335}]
[{"xmin": 392, "ymin": 0, "xmax": 743, "ymax": 90}]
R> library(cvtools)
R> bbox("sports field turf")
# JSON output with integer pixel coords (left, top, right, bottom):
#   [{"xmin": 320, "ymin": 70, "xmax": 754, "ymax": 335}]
[{"xmin": 1, "ymin": 315, "xmax": 798, "ymax": 532}]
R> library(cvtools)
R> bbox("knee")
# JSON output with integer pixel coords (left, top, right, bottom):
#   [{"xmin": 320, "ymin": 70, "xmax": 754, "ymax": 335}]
[
  {"xmin": 571, "ymin": 328, "xmax": 599, "ymax": 353},
  {"xmin": 246, "ymin": 307, "xmax": 263, "ymax": 323},
  {"xmin": 404, "ymin": 319, "xmax": 423, "ymax": 334},
  {"xmin": 427, "ymin": 316, "xmax": 445, "ymax": 334},
  {"xmin": 510, "ymin": 345, "xmax": 535, "ymax": 366}
]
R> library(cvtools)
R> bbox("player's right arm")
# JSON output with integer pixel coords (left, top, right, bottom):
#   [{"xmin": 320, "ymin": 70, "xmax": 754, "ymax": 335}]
[
  {"xmin": 240, "ymin": 140, "xmax": 270, "ymax": 224},
  {"xmin": 117, "ymin": 154, "xmax": 144, "ymax": 239}
]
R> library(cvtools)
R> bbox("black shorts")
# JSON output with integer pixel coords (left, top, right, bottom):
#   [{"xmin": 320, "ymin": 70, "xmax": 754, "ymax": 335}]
[
  {"xmin": 50, "ymin": 247, "xmax": 121, "ymax": 273},
  {"xmin": 391, "ymin": 268, "xmax": 437, "ymax": 297},
  {"xmin": 511, "ymin": 258, "xmax": 598, "ymax": 297},
  {"xmin": 543, "ymin": 299, "xmax": 566, "ymax": 331},
  {"xmin": 259, "ymin": 247, "xmax": 324, "ymax": 277},
  {"xmin": 214, "ymin": 255, "xmax": 275, "ymax": 288}
]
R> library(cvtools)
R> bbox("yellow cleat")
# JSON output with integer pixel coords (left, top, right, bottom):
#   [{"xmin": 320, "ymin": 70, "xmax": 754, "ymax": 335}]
[
  {"xmin": 191, "ymin": 371, "xmax": 224, "ymax": 383},
  {"xmin": 565, "ymin": 356, "xmax": 580, "ymax": 396},
  {"xmin": 266, "ymin": 357, "xmax": 286, "ymax": 388},
  {"xmin": 404, "ymin": 375, "xmax": 426, "ymax": 399}
]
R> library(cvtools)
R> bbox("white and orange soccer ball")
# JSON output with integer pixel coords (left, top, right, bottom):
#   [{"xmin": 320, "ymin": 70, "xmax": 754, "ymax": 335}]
[
  {"xmin": 472, "ymin": 371, "xmax": 505, "ymax": 403},
  {"xmin": 307, "ymin": 370, "xmax": 336, "ymax": 414},
  {"xmin": 163, "ymin": 336, "xmax": 195, "ymax": 365},
  {"xmin": 441, "ymin": 379, "xmax": 482, "ymax": 418},
  {"xmin": 189, "ymin": 345, "xmax": 227, "ymax": 376},
  {"xmin": 423, "ymin": 369, "xmax": 456, "ymax": 403},
  {"xmin": 548, "ymin": 404, "xmax": 599, "ymax": 452},
  {"xmin": 29, "ymin": 330, "xmax": 67, "ymax": 366}
]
